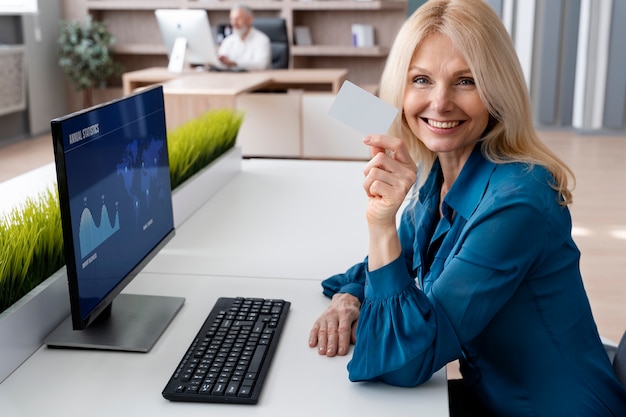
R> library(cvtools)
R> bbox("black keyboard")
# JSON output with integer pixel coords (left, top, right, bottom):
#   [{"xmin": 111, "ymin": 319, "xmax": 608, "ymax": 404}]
[{"xmin": 162, "ymin": 297, "xmax": 290, "ymax": 404}]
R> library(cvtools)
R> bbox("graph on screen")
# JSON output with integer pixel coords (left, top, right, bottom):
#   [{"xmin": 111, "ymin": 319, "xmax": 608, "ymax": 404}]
[{"xmin": 79, "ymin": 199, "xmax": 120, "ymax": 259}]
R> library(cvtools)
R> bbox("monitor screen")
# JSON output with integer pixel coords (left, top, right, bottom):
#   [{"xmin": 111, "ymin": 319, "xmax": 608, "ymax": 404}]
[
  {"xmin": 155, "ymin": 8, "xmax": 220, "ymax": 68},
  {"xmin": 47, "ymin": 86, "xmax": 182, "ymax": 351}
]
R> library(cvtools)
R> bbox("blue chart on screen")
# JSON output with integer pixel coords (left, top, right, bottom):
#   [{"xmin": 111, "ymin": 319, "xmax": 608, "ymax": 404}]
[{"xmin": 79, "ymin": 199, "xmax": 120, "ymax": 258}]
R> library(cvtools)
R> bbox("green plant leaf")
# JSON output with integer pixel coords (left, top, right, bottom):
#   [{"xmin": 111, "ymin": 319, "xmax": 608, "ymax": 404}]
[{"xmin": 57, "ymin": 15, "xmax": 124, "ymax": 92}]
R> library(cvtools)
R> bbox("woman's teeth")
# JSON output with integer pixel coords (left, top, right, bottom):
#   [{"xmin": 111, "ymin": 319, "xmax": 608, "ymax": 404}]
[{"xmin": 428, "ymin": 119, "xmax": 460, "ymax": 129}]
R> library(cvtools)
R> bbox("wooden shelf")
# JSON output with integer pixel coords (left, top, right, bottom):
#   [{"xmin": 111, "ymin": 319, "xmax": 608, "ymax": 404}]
[
  {"xmin": 111, "ymin": 43, "xmax": 167, "ymax": 55},
  {"xmin": 188, "ymin": 1, "xmax": 285, "ymax": 11},
  {"xmin": 86, "ymin": 0, "xmax": 285, "ymax": 11},
  {"xmin": 85, "ymin": 0, "xmax": 408, "ymax": 86},
  {"xmin": 86, "ymin": 0, "xmax": 405, "ymax": 11},
  {"xmin": 114, "ymin": 43, "xmax": 389, "ymax": 58},
  {"xmin": 290, "ymin": 0, "xmax": 407, "ymax": 11},
  {"xmin": 291, "ymin": 45, "xmax": 389, "ymax": 57},
  {"xmin": 86, "ymin": 1, "xmax": 185, "ymax": 10}
]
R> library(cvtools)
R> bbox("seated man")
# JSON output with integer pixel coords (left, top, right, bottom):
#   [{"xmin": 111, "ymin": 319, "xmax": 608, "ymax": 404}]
[{"xmin": 218, "ymin": 5, "xmax": 271, "ymax": 71}]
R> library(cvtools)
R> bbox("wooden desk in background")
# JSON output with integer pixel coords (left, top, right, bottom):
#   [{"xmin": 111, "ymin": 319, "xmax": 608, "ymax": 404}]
[
  {"xmin": 122, "ymin": 67, "xmax": 367, "ymax": 160},
  {"xmin": 122, "ymin": 67, "xmax": 348, "ymax": 96},
  {"xmin": 160, "ymin": 72, "xmax": 270, "ymax": 130},
  {"xmin": 123, "ymin": 67, "xmax": 349, "ymax": 134},
  {"xmin": 258, "ymin": 68, "xmax": 348, "ymax": 94}
]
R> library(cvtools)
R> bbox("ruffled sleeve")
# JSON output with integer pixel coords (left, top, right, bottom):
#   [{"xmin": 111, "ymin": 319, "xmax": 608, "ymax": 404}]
[
  {"xmin": 346, "ymin": 257, "xmax": 461, "ymax": 386},
  {"xmin": 321, "ymin": 260, "xmax": 367, "ymax": 303}
]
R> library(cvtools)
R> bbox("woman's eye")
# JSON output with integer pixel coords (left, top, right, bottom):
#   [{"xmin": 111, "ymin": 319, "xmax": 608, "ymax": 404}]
[
  {"xmin": 412, "ymin": 76, "xmax": 429, "ymax": 85},
  {"xmin": 458, "ymin": 78, "xmax": 476, "ymax": 86}
]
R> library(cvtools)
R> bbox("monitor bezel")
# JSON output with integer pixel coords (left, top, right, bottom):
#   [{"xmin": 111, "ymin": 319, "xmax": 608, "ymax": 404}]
[{"xmin": 50, "ymin": 86, "xmax": 175, "ymax": 331}]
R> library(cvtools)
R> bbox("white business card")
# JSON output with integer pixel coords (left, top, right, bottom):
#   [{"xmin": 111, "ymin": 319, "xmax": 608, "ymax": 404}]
[{"xmin": 328, "ymin": 80, "xmax": 398, "ymax": 136}]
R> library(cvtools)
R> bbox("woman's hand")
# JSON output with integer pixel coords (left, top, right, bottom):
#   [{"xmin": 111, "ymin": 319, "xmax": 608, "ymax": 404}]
[
  {"xmin": 363, "ymin": 135, "xmax": 416, "ymax": 225},
  {"xmin": 309, "ymin": 293, "xmax": 361, "ymax": 357},
  {"xmin": 363, "ymin": 135, "xmax": 416, "ymax": 270}
]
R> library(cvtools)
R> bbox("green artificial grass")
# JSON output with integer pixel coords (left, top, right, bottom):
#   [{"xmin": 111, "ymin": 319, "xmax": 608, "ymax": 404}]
[
  {"xmin": 0, "ymin": 188, "xmax": 65, "ymax": 313},
  {"xmin": 168, "ymin": 109, "xmax": 244, "ymax": 189},
  {"xmin": 0, "ymin": 108, "xmax": 243, "ymax": 314}
]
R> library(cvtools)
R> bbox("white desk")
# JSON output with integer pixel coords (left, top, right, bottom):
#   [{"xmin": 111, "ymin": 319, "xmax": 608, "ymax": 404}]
[
  {"xmin": 0, "ymin": 159, "xmax": 449, "ymax": 416},
  {"xmin": 144, "ymin": 158, "xmax": 371, "ymax": 280},
  {"xmin": 0, "ymin": 274, "xmax": 448, "ymax": 417}
]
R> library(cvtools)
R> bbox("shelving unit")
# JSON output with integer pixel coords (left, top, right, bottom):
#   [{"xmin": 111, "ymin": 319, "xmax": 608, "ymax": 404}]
[
  {"xmin": 0, "ymin": 45, "xmax": 26, "ymax": 117},
  {"xmin": 85, "ymin": 0, "xmax": 408, "ymax": 86}
]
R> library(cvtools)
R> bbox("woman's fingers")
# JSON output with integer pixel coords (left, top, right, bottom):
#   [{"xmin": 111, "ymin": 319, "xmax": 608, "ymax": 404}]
[{"xmin": 309, "ymin": 293, "xmax": 361, "ymax": 357}]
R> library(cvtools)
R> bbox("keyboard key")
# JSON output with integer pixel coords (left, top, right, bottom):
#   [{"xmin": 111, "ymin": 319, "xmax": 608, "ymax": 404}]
[
  {"xmin": 225, "ymin": 381, "xmax": 240, "ymax": 396},
  {"xmin": 248, "ymin": 345, "xmax": 267, "ymax": 374},
  {"xmin": 238, "ymin": 385, "xmax": 252, "ymax": 397}
]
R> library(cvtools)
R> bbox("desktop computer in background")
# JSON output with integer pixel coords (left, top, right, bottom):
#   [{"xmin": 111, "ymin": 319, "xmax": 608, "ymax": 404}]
[{"xmin": 155, "ymin": 9, "xmax": 222, "ymax": 72}]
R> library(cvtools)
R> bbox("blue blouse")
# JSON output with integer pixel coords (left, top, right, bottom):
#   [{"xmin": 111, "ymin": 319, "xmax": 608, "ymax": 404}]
[{"xmin": 322, "ymin": 146, "xmax": 626, "ymax": 416}]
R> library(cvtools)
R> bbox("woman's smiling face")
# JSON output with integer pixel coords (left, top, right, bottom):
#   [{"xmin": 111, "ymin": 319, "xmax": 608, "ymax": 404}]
[{"xmin": 403, "ymin": 32, "xmax": 490, "ymax": 162}]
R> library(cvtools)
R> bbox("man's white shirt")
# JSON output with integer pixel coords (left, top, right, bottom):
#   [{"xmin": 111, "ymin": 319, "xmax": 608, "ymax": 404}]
[{"xmin": 218, "ymin": 27, "xmax": 271, "ymax": 70}]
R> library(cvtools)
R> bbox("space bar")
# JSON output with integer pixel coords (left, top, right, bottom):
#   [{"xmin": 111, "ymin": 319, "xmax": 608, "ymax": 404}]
[{"xmin": 248, "ymin": 345, "xmax": 267, "ymax": 374}]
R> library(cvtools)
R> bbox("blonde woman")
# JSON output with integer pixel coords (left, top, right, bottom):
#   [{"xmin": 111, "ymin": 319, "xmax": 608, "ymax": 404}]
[{"xmin": 308, "ymin": 0, "xmax": 626, "ymax": 415}]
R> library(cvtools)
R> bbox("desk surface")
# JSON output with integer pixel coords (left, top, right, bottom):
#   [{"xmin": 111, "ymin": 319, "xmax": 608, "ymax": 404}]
[
  {"xmin": 144, "ymin": 158, "xmax": 370, "ymax": 280},
  {"xmin": 0, "ymin": 159, "xmax": 448, "ymax": 416},
  {"xmin": 123, "ymin": 67, "xmax": 349, "ymax": 95},
  {"xmin": 162, "ymin": 72, "xmax": 271, "ymax": 96},
  {"xmin": 0, "ymin": 274, "xmax": 448, "ymax": 417}
]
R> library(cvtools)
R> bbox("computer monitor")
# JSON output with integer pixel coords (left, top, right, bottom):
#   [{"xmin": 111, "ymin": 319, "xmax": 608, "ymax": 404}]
[
  {"xmin": 45, "ymin": 86, "xmax": 184, "ymax": 352},
  {"xmin": 155, "ymin": 8, "xmax": 221, "ymax": 71}
]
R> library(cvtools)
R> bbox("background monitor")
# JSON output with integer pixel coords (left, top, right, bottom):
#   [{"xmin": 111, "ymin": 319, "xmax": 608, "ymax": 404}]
[
  {"xmin": 155, "ymin": 8, "xmax": 221, "ymax": 69},
  {"xmin": 45, "ymin": 86, "xmax": 183, "ymax": 352}
]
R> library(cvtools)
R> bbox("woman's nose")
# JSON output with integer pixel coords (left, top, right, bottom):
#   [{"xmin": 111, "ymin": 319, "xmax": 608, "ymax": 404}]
[{"xmin": 430, "ymin": 86, "xmax": 453, "ymax": 114}]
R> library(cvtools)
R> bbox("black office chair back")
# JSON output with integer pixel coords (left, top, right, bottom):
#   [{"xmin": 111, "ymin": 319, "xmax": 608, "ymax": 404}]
[
  {"xmin": 614, "ymin": 331, "xmax": 626, "ymax": 387},
  {"xmin": 253, "ymin": 17, "xmax": 289, "ymax": 69}
]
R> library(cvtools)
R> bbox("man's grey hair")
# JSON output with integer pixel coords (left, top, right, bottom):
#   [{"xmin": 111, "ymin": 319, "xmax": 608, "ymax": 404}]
[{"xmin": 233, "ymin": 4, "xmax": 254, "ymax": 17}]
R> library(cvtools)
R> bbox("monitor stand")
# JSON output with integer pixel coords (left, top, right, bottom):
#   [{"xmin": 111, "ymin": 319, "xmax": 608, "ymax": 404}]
[
  {"xmin": 167, "ymin": 37, "xmax": 187, "ymax": 73},
  {"xmin": 44, "ymin": 293, "xmax": 184, "ymax": 352}
]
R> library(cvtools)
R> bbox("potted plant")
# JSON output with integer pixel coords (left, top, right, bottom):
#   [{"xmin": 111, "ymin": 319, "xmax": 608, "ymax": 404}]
[{"xmin": 57, "ymin": 15, "xmax": 124, "ymax": 109}]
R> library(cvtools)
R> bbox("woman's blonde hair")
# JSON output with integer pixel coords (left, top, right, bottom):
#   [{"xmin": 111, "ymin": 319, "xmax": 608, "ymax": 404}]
[{"xmin": 379, "ymin": 0, "xmax": 574, "ymax": 205}]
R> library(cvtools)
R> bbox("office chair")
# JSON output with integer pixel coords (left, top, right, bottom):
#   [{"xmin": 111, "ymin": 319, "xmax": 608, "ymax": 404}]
[
  {"xmin": 253, "ymin": 17, "xmax": 289, "ymax": 69},
  {"xmin": 613, "ymin": 330, "xmax": 626, "ymax": 387}
]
